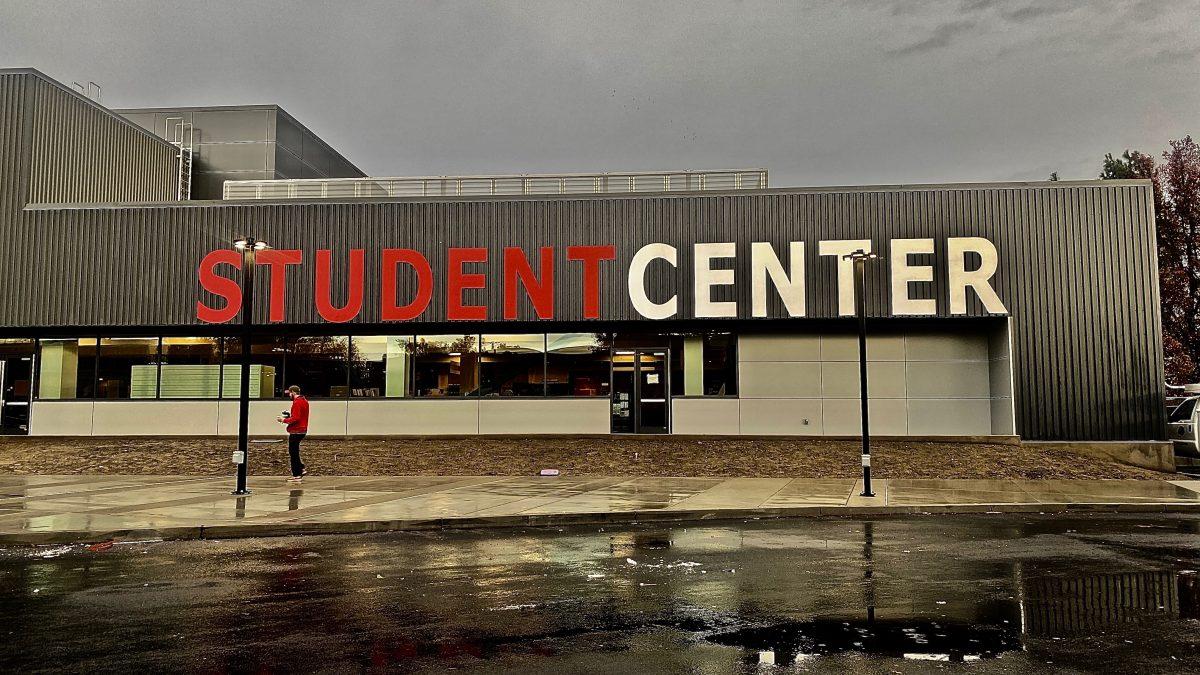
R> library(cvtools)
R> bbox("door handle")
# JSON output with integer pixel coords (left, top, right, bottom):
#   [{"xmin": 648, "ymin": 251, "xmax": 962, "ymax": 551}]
[{"xmin": 641, "ymin": 398, "xmax": 666, "ymax": 403}]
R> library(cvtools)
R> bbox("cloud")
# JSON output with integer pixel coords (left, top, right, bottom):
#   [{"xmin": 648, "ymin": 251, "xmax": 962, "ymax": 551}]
[
  {"xmin": 960, "ymin": 0, "xmax": 1002, "ymax": 11},
  {"xmin": 1000, "ymin": 3, "xmax": 1073, "ymax": 22},
  {"xmin": 1146, "ymin": 45, "xmax": 1200, "ymax": 65},
  {"xmin": 886, "ymin": 20, "xmax": 975, "ymax": 56}
]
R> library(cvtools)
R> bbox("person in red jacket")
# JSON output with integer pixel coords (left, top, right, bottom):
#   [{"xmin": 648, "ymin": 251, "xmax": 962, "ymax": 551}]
[{"xmin": 278, "ymin": 385, "xmax": 309, "ymax": 482}]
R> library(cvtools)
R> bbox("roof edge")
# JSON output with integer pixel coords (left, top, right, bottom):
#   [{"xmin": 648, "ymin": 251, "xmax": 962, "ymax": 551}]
[
  {"xmin": 1, "ymin": 67, "xmax": 178, "ymax": 152},
  {"xmin": 22, "ymin": 178, "xmax": 1153, "ymax": 211}
]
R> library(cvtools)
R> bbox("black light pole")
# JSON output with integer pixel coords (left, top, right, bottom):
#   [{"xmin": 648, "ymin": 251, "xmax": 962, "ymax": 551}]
[
  {"xmin": 232, "ymin": 236, "xmax": 267, "ymax": 496},
  {"xmin": 844, "ymin": 249, "xmax": 879, "ymax": 497}
]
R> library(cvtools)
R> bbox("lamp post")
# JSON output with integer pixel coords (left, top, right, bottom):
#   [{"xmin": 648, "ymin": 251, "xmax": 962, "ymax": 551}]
[
  {"xmin": 232, "ymin": 236, "xmax": 268, "ymax": 496},
  {"xmin": 843, "ymin": 248, "xmax": 878, "ymax": 497}
]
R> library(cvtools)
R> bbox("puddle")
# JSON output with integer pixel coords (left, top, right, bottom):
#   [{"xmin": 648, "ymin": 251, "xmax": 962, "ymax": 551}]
[{"xmin": 707, "ymin": 618, "xmax": 1022, "ymax": 663}]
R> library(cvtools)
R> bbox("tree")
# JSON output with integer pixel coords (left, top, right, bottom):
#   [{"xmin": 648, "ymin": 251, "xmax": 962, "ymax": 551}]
[
  {"xmin": 1102, "ymin": 139, "xmax": 1200, "ymax": 384},
  {"xmin": 1159, "ymin": 137, "xmax": 1200, "ymax": 384}
]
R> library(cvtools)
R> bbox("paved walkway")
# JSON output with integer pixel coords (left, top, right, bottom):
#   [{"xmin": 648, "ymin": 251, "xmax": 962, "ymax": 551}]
[{"xmin": 2, "ymin": 474, "xmax": 1199, "ymax": 544}]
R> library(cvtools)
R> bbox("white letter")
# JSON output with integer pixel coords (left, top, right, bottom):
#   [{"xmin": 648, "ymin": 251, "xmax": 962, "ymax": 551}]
[
  {"xmin": 751, "ymin": 241, "xmax": 805, "ymax": 317},
  {"xmin": 694, "ymin": 242, "xmax": 737, "ymax": 318},
  {"xmin": 948, "ymin": 236, "xmax": 1007, "ymax": 314},
  {"xmin": 890, "ymin": 238, "xmax": 936, "ymax": 315},
  {"xmin": 818, "ymin": 239, "xmax": 872, "ymax": 316},
  {"xmin": 628, "ymin": 243, "xmax": 678, "ymax": 319}
]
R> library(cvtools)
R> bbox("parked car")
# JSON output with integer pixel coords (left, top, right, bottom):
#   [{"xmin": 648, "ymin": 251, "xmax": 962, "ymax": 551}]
[{"xmin": 1167, "ymin": 386, "xmax": 1200, "ymax": 457}]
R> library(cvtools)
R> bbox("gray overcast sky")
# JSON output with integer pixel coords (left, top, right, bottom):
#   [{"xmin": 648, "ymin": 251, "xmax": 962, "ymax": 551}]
[{"xmin": 2, "ymin": 0, "xmax": 1197, "ymax": 186}]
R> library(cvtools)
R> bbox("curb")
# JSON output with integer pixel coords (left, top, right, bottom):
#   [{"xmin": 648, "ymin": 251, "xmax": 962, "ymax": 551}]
[{"xmin": 4, "ymin": 500, "xmax": 1200, "ymax": 546}]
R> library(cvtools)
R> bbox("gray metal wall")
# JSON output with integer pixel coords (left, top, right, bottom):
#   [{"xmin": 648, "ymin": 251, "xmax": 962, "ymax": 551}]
[
  {"xmin": 6, "ymin": 71, "xmax": 178, "ymax": 205},
  {"xmin": 274, "ymin": 109, "xmax": 363, "ymax": 181},
  {"xmin": 116, "ymin": 105, "xmax": 364, "ymax": 199},
  {"xmin": 0, "ymin": 70, "xmax": 1166, "ymax": 441}
]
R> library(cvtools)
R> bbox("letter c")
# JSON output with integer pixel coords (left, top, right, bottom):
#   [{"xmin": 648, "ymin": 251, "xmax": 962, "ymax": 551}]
[{"xmin": 627, "ymin": 243, "xmax": 678, "ymax": 319}]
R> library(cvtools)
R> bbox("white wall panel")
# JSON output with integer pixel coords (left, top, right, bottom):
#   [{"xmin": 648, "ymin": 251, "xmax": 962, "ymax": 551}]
[
  {"xmin": 92, "ymin": 401, "xmax": 219, "ymax": 435},
  {"xmin": 29, "ymin": 401, "xmax": 93, "ymax": 436},
  {"xmin": 740, "ymin": 399, "xmax": 823, "ymax": 435},
  {"xmin": 821, "ymin": 334, "xmax": 906, "ymax": 361},
  {"xmin": 738, "ymin": 334, "xmax": 821, "ymax": 361},
  {"xmin": 217, "ymin": 401, "xmax": 295, "ymax": 436},
  {"xmin": 673, "ymin": 398, "xmax": 741, "ymax": 435},
  {"xmin": 739, "ymin": 361, "xmax": 822, "ymax": 398},
  {"xmin": 479, "ymin": 399, "xmax": 609, "ymax": 434},
  {"xmin": 347, "ymin": 400, "xmax": 479, "ymax": 435},
  {"xmin": 822, "ymin": 398, "xmax": 908, "ymax": 435},
  {"xmin": 908, "ymin": 399, "xmax": 992, "ymax": 435},
  {"xmin": 820, "ymin": 361, "xmax": 907, "ymax": 399}
]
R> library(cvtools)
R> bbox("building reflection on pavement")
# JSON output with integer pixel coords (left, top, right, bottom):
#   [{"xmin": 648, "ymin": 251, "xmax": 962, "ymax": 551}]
[{"xmin": 1, "ymin": 516, "xmax": 1198, "ymax": 672}]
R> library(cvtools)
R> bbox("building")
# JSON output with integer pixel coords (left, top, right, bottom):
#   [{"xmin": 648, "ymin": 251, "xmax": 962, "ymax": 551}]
[
  {"xmin": 113, "ymin": 104, "xmax": 364, "ymax": 199},
  {"xmin": 0, "ymin": 68, "xmax": 1167, "ymax": 443}
]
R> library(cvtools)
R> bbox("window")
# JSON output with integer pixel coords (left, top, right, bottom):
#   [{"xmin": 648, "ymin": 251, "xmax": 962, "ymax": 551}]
[
  {"xmin": 480, "ymin": 334, "xmax": 545, "ymax": 396},
  {"xmin": 546, "ymin": 333, "xmax": 610, "ymax": 397},
  {"xmin": 222, "ymin": 336, "xmax": 285, "ymax": 399},
  {"xmin": 97, "ymin": 337, "xmax": 159, "ymax": 399},
  {"xmin": 350, "ymin": 336, "xmax": 413, "ymax": 397},
  {"xmin": 671, "ymin": 332, "xmax": 737, "ymax": 397},
  {"xmin": 159, "ymin": 337, "xmax": 221, "ymax": 398},
  {"xmin": 1169, "ymin": 397, "xmax": 1197, "ymax": 423},
  {"xmin": 35, "ymin": 338, "xmax": 96, "ymax": 399},
  {"xmin": 413, "ymin": 335, "xmax": 478, "ymax": 397},
  {"xmin": 288, "ymin": 336, "xmax": 350, "ymax": 398},
  {"xmin": 702, "ymin": 333, "xmax": 738, "ymax": 396}
]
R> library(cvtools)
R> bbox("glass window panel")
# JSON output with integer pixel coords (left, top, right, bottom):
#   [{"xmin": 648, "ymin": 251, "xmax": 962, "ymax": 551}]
[
  {"xmin": 222, "ymin": 336, "xmax": 285, "ymax": 399},
  {"xmin": 287, "ymin": 336, "xmax": 350, "ymax": 398},
  {"xmin": 703, "ymin": 333, "xmax": 738, "ymax": 396},
  {"xmin": 97, "ymin": 337, "xmax": 159, "ymax": 399},
  {"xmin": 667, "ymin": 332, "xmax": 738, "ymax": 397},
  {"xmin": 35, "ymin": 338, "xmax": 95, "ymax": 399},
  {"xmin": 480, "ymin": 334, "xmax": 545, "ymax": 397},
  {"xmin": 546, "ymin": 333, "xmax": 611, "ymax": 397},
  {"xmin": 413, "ymin": 335, "xmax": 479, "ymax": 397},
  {"xmin": 159, "ymin": 337, "xmax": 221, "ymax": 398},
  {"xmin": 350, "ymin": 336, "xmax": 413, "ymax": 398}
]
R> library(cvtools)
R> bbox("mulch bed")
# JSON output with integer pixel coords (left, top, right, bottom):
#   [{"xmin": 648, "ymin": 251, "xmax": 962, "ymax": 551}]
[{"xmin": 0, "ymin": 436, "xmax": 1168, "ymax": 480}]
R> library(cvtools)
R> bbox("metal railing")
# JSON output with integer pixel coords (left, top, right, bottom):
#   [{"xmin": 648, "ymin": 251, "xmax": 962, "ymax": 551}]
[{"xmin": 222, "ymin": 169, "xmax": 768, "ymax": 200}]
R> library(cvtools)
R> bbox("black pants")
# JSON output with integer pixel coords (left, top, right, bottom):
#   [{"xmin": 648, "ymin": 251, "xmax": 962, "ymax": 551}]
[{"xmin": 288, "ymin": 433, "xmax": 307, "ymax": 477}]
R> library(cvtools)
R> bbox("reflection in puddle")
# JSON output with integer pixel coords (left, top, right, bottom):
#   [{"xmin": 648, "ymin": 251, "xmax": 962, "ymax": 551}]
[
  {"xmin": 707, "ymin": 568, "xmax": 1200, "ymax": 666},
  {"xmin": 708, "ymin": 618, "xmax": 1022, "ymax": 664},
  {"xmin": 1023, "ymin": 569, "xmax": 1199, "ymax": 636}
]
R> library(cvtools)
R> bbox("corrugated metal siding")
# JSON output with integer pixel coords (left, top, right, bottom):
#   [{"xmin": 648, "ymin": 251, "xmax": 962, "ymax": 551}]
[
  {"xmin": 19, "ymin": 73, "xmax": 177, "ymax": 204},
  {"xmin": 0, "ymin": 72, "xmax": 1167, "ymax": 441}
]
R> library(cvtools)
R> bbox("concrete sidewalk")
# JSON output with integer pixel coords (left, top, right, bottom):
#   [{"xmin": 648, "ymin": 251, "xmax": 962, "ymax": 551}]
[{"xmin": 2, "ymin": 474, "xmax": 1199, "ymax": 544}]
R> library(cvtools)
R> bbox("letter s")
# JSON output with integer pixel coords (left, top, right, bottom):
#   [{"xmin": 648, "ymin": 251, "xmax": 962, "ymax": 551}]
[{"xmin": 197, "ymin": 249, "xmax": 242, "ymax": 323}]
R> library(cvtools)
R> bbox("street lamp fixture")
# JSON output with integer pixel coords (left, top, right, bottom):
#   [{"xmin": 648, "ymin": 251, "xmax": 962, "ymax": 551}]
[
  {"xmin": 234, "ymin": 239, "xmax": 269, "ymax": 251},
  {"xmin": 842, "ymin": 248, "xmax": 879, "ymax": 497},
  {"xmin": 232, "ymin": 236, "xmax": 268, "ymax": 496}
]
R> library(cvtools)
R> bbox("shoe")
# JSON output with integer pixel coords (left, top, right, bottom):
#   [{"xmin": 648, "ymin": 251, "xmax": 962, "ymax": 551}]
[
  {"xmin": 301, "ymin": 468, "xmax": 309, "ymax": 477},
  {"xmin": 287, "ymin": 476, "xmax": 303, "ymax": 483}
]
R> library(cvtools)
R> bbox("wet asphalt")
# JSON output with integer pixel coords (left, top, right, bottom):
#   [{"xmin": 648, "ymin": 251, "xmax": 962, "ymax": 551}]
[{"xmin": 1, "ymin": 513, "xmax": 1199, "ymax": 674}]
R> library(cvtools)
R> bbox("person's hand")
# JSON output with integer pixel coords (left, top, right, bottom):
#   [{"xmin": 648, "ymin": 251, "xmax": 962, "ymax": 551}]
[{"xmin": 276, "ymin": 416, "xmax": 285, "ymax": 423}]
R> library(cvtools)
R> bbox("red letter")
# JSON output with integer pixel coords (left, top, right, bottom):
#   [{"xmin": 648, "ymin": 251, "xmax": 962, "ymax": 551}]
[
  {"xmin": 197, "ymin": 249, "xmax": 242, "ymax": 323},
  {"xmin": 447, "ymin": 248, "xmax": 488, "ymax": 320},
  {"xmin": 566, "ymin": 245, "xmax": 616, "ymax": 319},
  {"xmin": 256, "ymin": 249, "xmax": 302, "ymax": 322},
  {"xmin": 381, "ymin": 249, "xmax": 433, "ymax": 321},
  {"xmin": 503, "ymin": 247, "xmax": 554, "ymax": 320},
  {"xmin": 315, "ymin": 249, "xmax": 365, "ymax": 323}
]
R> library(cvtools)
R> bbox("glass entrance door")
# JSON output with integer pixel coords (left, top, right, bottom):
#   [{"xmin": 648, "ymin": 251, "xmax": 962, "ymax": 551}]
[
  {"xmin": 0, "ymin": 340, "xmax": 34, "ymax": 435},
  {"xmin": 611, "ymin": 349, "xmax": 670, "ymax": 434}
]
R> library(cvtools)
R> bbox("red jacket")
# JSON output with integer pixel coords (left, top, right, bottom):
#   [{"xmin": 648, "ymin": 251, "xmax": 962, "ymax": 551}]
[{"xmin": 285, "ymin": 396, "xmax": 310, "ymax": 433}]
